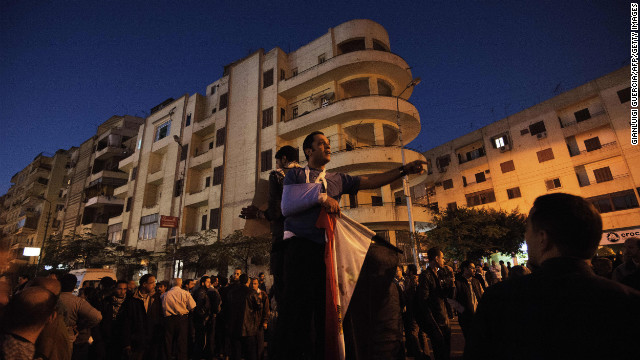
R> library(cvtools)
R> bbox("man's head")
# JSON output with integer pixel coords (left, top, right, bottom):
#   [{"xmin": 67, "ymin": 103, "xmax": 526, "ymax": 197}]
[
  {"xmin": 127, "ymin": 280, "xmax": 137, "ymax": 292},
  {"xmin": 499, "ymin": 260, "xmax": 505, "ymax": 266},
  {"xmin": 302, "ymin": 131, "xmax": 331, "ymax": 166},
  {"xmin": 210, "ymin": 275, "xmax": 219, "ymax": 288},
  {"xmin": 275, "ymin": 145, "xmax": 299, "ymax": 169},
  {"xmin": 157, "ymin": 281, "xmax": 168, "ymax": 293},
  {"xmin": 460, "ymin": 260, "xmax": 476, "ymax": 278},
  {"xmin": 239, "ymin": 274, "xmax": 250, "ymax": 287},
  {"xmin": 526, "ymin": 193, "xmax": 602, "ymax": 267},
  {"xmin": 3, "ymin": 286, "xmax": 57, "ymax": 333},
  {"xmin": 251, "ymin": 278, "xmax": 260, "ymax": 291},
  {"xmin": 427, "ymin": 247, "xmax": 445, "ymax": 269},
  {"xmin": 114, "ymin": 280, "xmax": 128, "ymax": 299},
  {"xmin": 624, "ymin": 237, "xmax": 640, "ymax": 262},
  {"xmin": 60, "ymin": 273, "xmax": 78, "ymax": 293},
  {"xmin": 233, "ymin": 268, "xmax": 242, "ymax": 281},
  {"xmin": 200, "ymin": 276, "xmax": 211, "ymax": 289},
  {"xmin": 139, "ymin": 274, "xmax": 156, "ymax": 294},
  {"xmin": 29, "ymin": 277, "xmax": 61, "ymax": 296},
  {"xmin": 184, "ymin": 279, "xmax": 196, "ymax": 290}
]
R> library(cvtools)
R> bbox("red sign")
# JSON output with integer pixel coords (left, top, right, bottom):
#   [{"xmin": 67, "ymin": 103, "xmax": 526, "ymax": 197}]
[{"xmin": 160, "ymin": 215, "xmax": 179, "ymax": 228}]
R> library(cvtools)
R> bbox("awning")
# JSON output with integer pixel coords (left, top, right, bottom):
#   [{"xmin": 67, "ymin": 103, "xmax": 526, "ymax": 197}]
[{"xmin": 600, "ymin": 226, "xmax": 640, "ymax": 245}]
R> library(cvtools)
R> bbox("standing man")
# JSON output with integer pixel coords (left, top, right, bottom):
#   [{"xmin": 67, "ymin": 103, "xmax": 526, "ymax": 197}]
[
  {"xmin": 417, "ymin": 247, "xmax": 451, "ymax": 360},
  {"xmin": 192, "ymin": 276, "xmax": 212, "ymax": 360},
  {"xmin": 464, "ymin": 193, "xmax": 640, "ymax": 359},
  {"xmin": 278, "ymin": 131, "xmax": 427, "ymax": 359},
  {"xmin": 453, "ymin": 261, "xmax": 483, "ymax": 340},
  {"xmin": 99, "ymin": 280, "xmax": 129, "ymax": 360},
  {"xmin": 123, "ymin": 273, "xmax": 163, "ymax": 360},
  {"xmin": 207, "ymin": 276, "xmax": 222, "ymax": 359},
  {"xmin": 162, "ymin": 278, "xmax": 196, "ymax": 360}
]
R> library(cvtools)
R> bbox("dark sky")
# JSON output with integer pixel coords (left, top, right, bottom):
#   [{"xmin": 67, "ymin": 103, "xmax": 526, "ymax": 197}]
[{"xmin": 0, "ymin": 0, "xmax": 629, "ymax": 195}]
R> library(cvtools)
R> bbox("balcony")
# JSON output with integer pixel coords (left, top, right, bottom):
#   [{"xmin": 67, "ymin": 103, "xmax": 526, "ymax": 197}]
[
  {"xmin": 579, "ymin": 173, "xmax": 634, "ymax": 199},
  {"xmin": 185, "ymin": 188, "xmax": 210, "ymax": 208},
  {"xmin": 95, "ymin": 146, "xmax": 132, "ymax": 161},
  {"xmin": 341, "ymin": 202, "xmax": 432, "ymax": 226},
  {"xmin": 462, "ymin": 177, "xmax": 494, "ymax": 194},
  {"xmin": 79, "ymin": 223, "xmax": 108, "ymax": 235},
  {"xmin": 113, "ymin": 184, "xmax": 129, "ymax": 198},
  {"xmin": 328, "ymin": 145, "xmax": 425, "ymax": 172},
  {"xmin": 560, "ymin": 110, "xmax": 610, "ymax": 138},
  {"xmin": 279, "ymin": 50, "xmax": 411, "ymax": 98},
  {"xmin": 569, "ymin": 141, "xmax": 620, "ymax": 167},
  {"xmin": 85, "ymin": 195, "xmax": 124, "ymax": 208},
  {"xmin": 278, "ymin": 95, "xmax": 420, "ymax": 143},
  {"xmin": 108, "ymin": 214, "xmax": 123, "ymax": 227},
  {"xmin": 189, "ymin": 150, "xmax": 213, "ymax": 170},
  {"xmin": 147, "ymin": 168, "xmax": 164, "ymax": 185},
  {"xmin": 193, "ymin": 114, "xmax": 217, "ymax": 136},
  {"xmin": 151, "ymin": 134, "xmax": 173, "ymax": 154},
  {"xmin": 118, "ymin": 153, "xmax": 136, "ymax": 172},
  {"xmin": 141, "ymin": 204, "xmax": 160, "ymax": 217},
  {"xmin": 89, "ymin": 170, "xmax": 128, "ymax": 184}
]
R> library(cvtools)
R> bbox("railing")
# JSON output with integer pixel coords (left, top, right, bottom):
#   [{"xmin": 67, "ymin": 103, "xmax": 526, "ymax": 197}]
[
  {"xmin": 560, "ymin": 109, "xmax": 607, "ymax": 128},
  {"xmin": 569, "ymin": 141, "xmax": 617, "ymax": 157},
  {"xmin": 330, "ymin": 144, "xmax": 423, "ymax": 156},
  {"xmin": 340, "ymin": 201, "xmax": 431, "ymax": 210}
]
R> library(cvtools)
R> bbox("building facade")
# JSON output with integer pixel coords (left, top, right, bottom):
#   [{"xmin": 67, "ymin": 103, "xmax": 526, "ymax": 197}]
[{"xmin": 416, "ymin": 66, "xmax": 639, "ymax": 247}]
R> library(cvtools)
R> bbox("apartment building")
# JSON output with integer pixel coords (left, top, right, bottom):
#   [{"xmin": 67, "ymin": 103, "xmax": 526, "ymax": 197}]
[
  {"xmin": 0, "ymin": 150, "xmax": 71, "ymax": 267},
  {"xmin": 109, "ymin": 19, "xmax": 429, "ymax": 278},
  {"xmin": 416, "ymin": 66, "xmax": 639, "ymax": 248}
]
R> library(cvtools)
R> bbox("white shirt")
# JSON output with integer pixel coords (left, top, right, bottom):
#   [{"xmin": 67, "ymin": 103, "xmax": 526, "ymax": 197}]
[{"xmin": 161, "ymin": 286, "xmax": 196, "ymax": 316}]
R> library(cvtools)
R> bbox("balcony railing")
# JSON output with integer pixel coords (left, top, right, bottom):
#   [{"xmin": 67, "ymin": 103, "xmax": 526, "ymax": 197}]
[
  {"xmin": 560, "ymin": 109, "xmax": 606, "ymax": 129},
  {"xmin": 569, "ymin": 141, "xmax": 617, "ymax": 157}
]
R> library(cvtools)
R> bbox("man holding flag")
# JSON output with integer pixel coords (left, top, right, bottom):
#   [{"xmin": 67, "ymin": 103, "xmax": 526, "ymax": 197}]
[{"xmin": 279, "ymin": 130, "xmax": 426, "ymax": 360}]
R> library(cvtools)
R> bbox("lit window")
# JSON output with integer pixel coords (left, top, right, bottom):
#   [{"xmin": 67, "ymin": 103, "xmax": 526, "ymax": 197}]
[
  {"xmin": 154, "ymin": 121, "xmax": 171, "ymax": 142},
  {"xmin": 494, "ymin": 137, "xmax": 505, "ymax": 148}
]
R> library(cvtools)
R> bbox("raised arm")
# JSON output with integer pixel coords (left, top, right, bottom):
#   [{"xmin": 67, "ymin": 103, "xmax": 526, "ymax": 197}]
[{"xmin": 358, "ymin": 160, "xmax": 427, "ymax": 190}]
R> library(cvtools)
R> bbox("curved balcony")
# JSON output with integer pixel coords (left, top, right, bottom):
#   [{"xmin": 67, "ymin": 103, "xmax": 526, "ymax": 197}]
[
  {"xmin": 342, "ymin": 202, "xmax": 433, "ymax": 227},
  {"xmin": 278, "ymin": 95, "xmax": 420, "ymax": 143},
  {"xmin": 279, "ymin": 50, "xmax": 412, "ymax": 98},
  {"xmin": 85, "ymin": 195, "xmax": 124, "ymax": 208},
  {"xmin": 327, "ymin": 145, "xmax": 425, "ymax": 173},
  {"xmin": 118, "ymin": 152, "xmax": 137, "ymax": 172},
  {"xmin": 190, "ymin": 150, "xmax": 213, "ymax": 170},
  {"xmin": 569, "ymin": 141, "xmax": 621, "ymax": 167},
  {"xmin": 185, "ymin": 188, "xmax": 211, "ymax": 208}
]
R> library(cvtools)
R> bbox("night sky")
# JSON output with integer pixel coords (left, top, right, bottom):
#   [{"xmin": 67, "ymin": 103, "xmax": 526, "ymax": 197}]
[{"xmin": 0, "ymin": 0, "xmax": 629, "ymax": 195}]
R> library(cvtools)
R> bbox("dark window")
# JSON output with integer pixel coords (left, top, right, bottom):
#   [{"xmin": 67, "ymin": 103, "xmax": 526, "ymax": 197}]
[
  {"xmin": 209, "ymin": 208, "xmax": 220, "ymax": 230},
  {"xmin": 201, "ymin": 214, "xmax": 207, "ymax": 231},
  {"xmin": 292, "ymin": 106, "xmax": 298, "ymax": 118},
  {"xmin": 263, "ymin": 69, "xmax": 274, "ymax": 88},
  {"xmin": 338, "ymin": 38, "xmax": 366, "ymax": 54},
  {"xmin": 588, "ymin": 190, "xmax": 639, "ymax": 213},
  {"xmin": 174, "ymin": 179, "xmax": 183, "ymax": 197},
  {"xmin": 349, "ymin": 193, "xmax": 358, "ymax": 208},
  {"xmin": 262, "ymin": 107, "xmax": 273, "ymax": 128},
  {"xmin": 292, "ymin": 68, "xmax": 298, "ymax": 77},
  {"xmin": 593, "ymin": 167, "xmax": 613, "ymax": 183},
  {"xmin": 574, "ymin": 108, "xmax": 591, "ymax": 122},
  {"xmin": 462, "ymin": 176, "xmax": 468, "ymax": 187},
  {"xmin": 213, "ymin": 166, "xmax": 224, "ymax": 185},
  {"xmin": 185, "ymin": 113, "xmax": 191, "ymax": 127},
  {"xmin": 584, "ymin": 137, "xmax": 602, "ymax": 152},
  {"xmin": 261, "ymin": 150, "xmax": 273, "ymax": 172},
  {"xmin": 219, "ymin": 93, "xmax": 228, "ymax": 110},
  {"xmin": 280, "ymin": 69, "xmax": 285, "ymax": 81},
  {"xmin": 442, "ymin": 179, "xmax": 454, "ymax": 190},
  {"xmin": 460, "ymin": 147, "xmax": 486, "ymax": 163},
  {"xmin": 125, "ymin": 197, "xmax": 132, "ymax": 212},
  {"xmin": 447, "ymin": 202, "xmax": 457, "ymax": 212},
  {"xmin": 371, "ymin": 196, "xmax": 383, "ymax": 206},
  {"xmin": 374, "ymin": 230, "xmax": 390, "ymax": 241},
  {"xmin": 180, "ymin": 144, "xmax": 188, "ymax": 161},
  {"xmin": 500, "ymin": 160, "xmax": 515, "ymax": 173},
  {"xmin": 280, "ymin": 108, "xmax": 286, "ymax": 122},
  {"xmin": 318, "ymin": 54, "xmax": 326, "ymax": 64},
  {"xmin": 208, "ymin": 142, "xmax": 213, "ymax": 150},
  {"xmin": 529, "ymin": 121, "xmax": 547, "ymax": 136},
  {"xmin": 131, "ymin": 167, "xmax": 137, "ymax": 181},
  {"xmin": 617, "ymin": 87, "xmax": 631, "ymax": 103},
  {"xmin": 372, "ymin": 39, "xmax": 388, "ymax": 51},
  {"xmin": 545, "ymin": 178, "xmax": 562, "ymax": 190},
  {"xmin": 211, "ymin": 85, "xmax": 216, "ymax": 95},
  {"xmin": 507, "ymin": 187, "xmax": 522, "ymax": 199},
  {"xmin": 436, "ymin": 155, "xmax": 451, "ymax": 171},
  {"xmin": 205, "ymin": 176, "xmax": 211, "ymax": 187},
  {"xmin": 537, "ymin": 148, "xmax": 555, "ymax": 163},
  {"xmin": 216, "ymin": 128, "xmax": 226, "ymax": 147},
  {"xmin": 465, "ymin": 189, "xmax": 496, "ymax": 207},
  {"xmin": 475, "ymin": 172, "xmax": 486, "ymax": 183},
  {"xmin": 520, "ymin": 128, "xmax": 530, "ymax": 135}
]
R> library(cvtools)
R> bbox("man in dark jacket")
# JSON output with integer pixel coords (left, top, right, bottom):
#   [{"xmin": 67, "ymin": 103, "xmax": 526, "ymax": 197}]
[
  {"xmin": 417, "ymin": 247, "xmax": 451, "ymax": 360},
  {"xmin": 453, "ymin": 261, "xmax": 483, "ymax": 340},
  {"xmin": 206, "ymin": 276, "xmax": 222, "ymax": 359},
  {"xmin": 123, "ymin": 274, "xmax": 163, "ymax": 360},
  {"xmin": 227, "ymin": 274, "xmax": 261, "ymax": 360},
  {"xmin": 464, "ymin": 193, "xmax": 640, "ymax": 360},
  {"xmin": 99, "ymin": 280, "xmax": 129, "ymax": 360},
  {"xmin": 193, "ymin": 276, "xmax": 212, "ymax": 360}
]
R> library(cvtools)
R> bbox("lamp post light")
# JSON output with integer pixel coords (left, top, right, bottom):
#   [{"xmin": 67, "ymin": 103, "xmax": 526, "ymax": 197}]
[
  {"xmin": 395, "ymin": 77, "xmax": 421, "ymax": 271},
  {"xmin": 172, "ymin": 135, "xmax": 187, "ymax": 277},
  {"xmin": 35, "ymin": 196, "xmax": 53, "ymax": 277}
]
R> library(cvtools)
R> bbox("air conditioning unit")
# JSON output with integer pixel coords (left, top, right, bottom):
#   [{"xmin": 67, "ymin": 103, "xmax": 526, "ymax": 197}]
[
  {"xmin": 435, "ymin": 182, "xmax": 443, "ymax": 187},
  {"xmin": 537, "ymin": 132, "xmax": 548, "ymax": 139}
]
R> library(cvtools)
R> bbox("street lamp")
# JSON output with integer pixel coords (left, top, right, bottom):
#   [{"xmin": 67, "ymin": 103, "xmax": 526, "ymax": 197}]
[
  {"xmin": 172, "ymin": 135, "xmax": 187, "ymax": 277},
  {"xmin": 396, "ymin": 77, "xmax": 421, "ymax": 271},
  {"xmin": 35, "ymin": 196, "xmax": 53, "ymax": 277}
]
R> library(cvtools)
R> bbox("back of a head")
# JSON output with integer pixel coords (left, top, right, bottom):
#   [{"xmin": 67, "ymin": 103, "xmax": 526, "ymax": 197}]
[
  {"xmin": 139, "ymin": 273, "xmax": 154, "ymax": 286},
  {"xmin": 29, "ymin": 277, "xmax": 62, "ymax": 296},
  {"xmin": 460, "ymin": 260, "xmax": 473, "ymax": 271},
  {"xmin": 239, "ymin": 273, "xmax": 249, "ymax": 286},
  {"xmin": 60, "ymin": 273, "xmax": 78, "ymax": 293},
  {"xmin": 199, "ymin": 276, "xmax": 210, "ymax": 286},
  {"xmin": 4, "ymin": 286, "xmax": 57, "ymax": 331},
  {"xmin": 530, "ymin": 193, "xmax": 602, "ymax": 259},
  {"xmin": 99, "ymin": 276, "xmax": 116, "ymax": 290},
  {"xmin": 302, "ymin": 131, "xmax": 324, "ymax": 160},
  {"xmin": 275, "ymin": 145, "xmax": 299, "ymax": 163},
  {"xmin": 406, "ymin": 264, "xmax": 418, "ymax": 276},
  {"xmin": 427, "ymin": 247, "xmax": 442, "ymax": 262}
]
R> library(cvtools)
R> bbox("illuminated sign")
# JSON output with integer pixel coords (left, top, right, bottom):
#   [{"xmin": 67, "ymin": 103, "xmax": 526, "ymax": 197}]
[{"xmin": 23, "ymin": 247, "xmax": 41, "ymax": 256}]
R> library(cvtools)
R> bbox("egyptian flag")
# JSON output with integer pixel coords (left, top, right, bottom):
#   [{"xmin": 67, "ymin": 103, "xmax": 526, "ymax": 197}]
[{"xmin": 316, "ymin": 210, "xmax": 374, "ymax": 360}]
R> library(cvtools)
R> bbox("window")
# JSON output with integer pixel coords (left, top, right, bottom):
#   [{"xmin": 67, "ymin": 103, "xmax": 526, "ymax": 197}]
[
  {"xmin": 280, "ymin": 69, "xmax": 285, "ymax": 81},
  {"xmin": 261, "ymin": 150, "xmax": 273, "ymax": 172},
  {"xmin": 617, "ymin": 87, "xmax": 631, "ymax": 103},
  {"xmin": 219, "ymin": 93, "xmax": 228, "ymax": 110},
  {"xmin": 465, "ymin": 189, "xmax": 496, "ymax": 207},
  {"xmin": 507, "ymin": 187, "xmax": 522, "ymax": 199},
  {"xmin": 205, "ymin": 176, "xmax": 211, "ymax": 188},
  {"xmin": 108, "ymin": 223, "xmax": 122, "ymax": 243},
  {"xmin": 201, "ymin": 214, "xmax": 207, "ymax": 231},
  {"xmin": 447, "ymin": 202, "xmax": 457, "ymax": 212},
  {"xmin": 208, "ymin": 141, "xmax": 213, "ymax": 150},
  {"xmin": 338, "ymin": 38, "xmax": 366, "ymax": 54},
  {"xmin": 371, "ymin": 196, "xmax": 383, "ymax": 206},
  {"xmin": 262, "ymin": 107, "xmax": 273, "ymax": 128},
  {"xmin": 500, "ymin": 160, "xmax": 515, "ymax": 173},
  {"xmin": 529, "ymin": 121, "xmax": 546, "ymax": 136},
  {"xmin": 374, "ymin": 230, "xmax": 389, "ymax": 241},
  {"xmin": 174, "ymin": 179, "xmax": 183, "ymax": 197},
  {"xmin": 588, "ymin": 190, "xmax": 639, "ymax": 213},
  {"xmin": 131, "ymin": 167, "xmax": 137, "ymax": 181},
  {"xmin": 180, "ymin": 144, "xmax": 188, "ymax": 161},
  {"xmin": 584, "ymin": 137, "xmax": 602, "ymax": 152},
  {"xmin": 492, "ymin": 134, "xmax": 510, "ymax": 149},
  {"xmin": 213, "ymin": 166, "xmax": 224, "ymax": 185},
  {"xmin": 292, "ymin": 68, "xmax": 298, "ymax": 77},
  {"xmin": 349, "ymin": 193, "xmax": 358, "ymax": 208},
  {"xmin": 216, "ymin": 127, "xmax": 226, "ymax": 147},
  {"xmin": 125, "ymin": 197, "xmax": 132, "ymax": 212},
  {"xmin": 209, "ymin": 208, "xmax": 220, "ymax": 230},
  {"xmin": 263, "ymin": 69, "xmax": 274, "ymax": 88},
  {"xmin": 436, "ymin": 155, "xmax": 451, "ymax": 172},
  {"xmin": 280, "ymin": 108, "xmax": 286, "ymax": 122},
  {"xmin": 475, "ymin": 172, "xmax": 486, "ymax": 183},
  {"xmin": 139, "ymin": 213, "xmax": 159, "ymax": 240},
  {"xmin": 154, "ymin": 121, "xmax": 171, "ymax": 141},
  {"xmin": 462, "ymin": 176, "xmax": 468, "ymax": 187},
  {"xmin": 520, "ymin": 128, "xmax": 530, "ymax": 136},
  {"xmin": 536, "ymin": 148, "xmax": 555, "ymax": 163},
  {"xmin": 372, "ymin": 39, "xmax": 389, "ymax": 51},
  {"xmin": 545, "ymin": 178, "xmax": 562, "ymax": 190},
  {"xmin": 574, "ymin": 108, "xmax": 591, "ymax": 122},
  {"xmin": 459, "ymin": 147, "xmax": 485, "ymax": 164},
  {"xmin": 211, "ymin": 85, "xmax": 216, "ymax": 95},
  {"xmin": 292, "ymin": 106, "xmax": 298, "ymax": 119},
  {"xmin": 185, "ymin": 113, "xmax": 191, "ymax": 127},
  {"xmin": 443, "ymin": 179, "xmax": 454, "ymax": 190},
  {"xmin": 318, "ymin": 53, "xmax": 326, "ymax": 64},
  {"xmin": 593, "ymin": 167, "xmax": 613, "ymax": 183}
]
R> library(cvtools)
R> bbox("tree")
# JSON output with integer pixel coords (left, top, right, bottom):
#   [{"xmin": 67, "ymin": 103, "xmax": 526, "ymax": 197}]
[
  {"xmin": 218, "ymin": 230, "xmax": 271, "ymax": 274},
  {"xmin": 165, "ymin": 229, "xmax": 221, "ymax": 277},
  {"xmin": 42, "ymin": 232, "xmax": 110, "ymax": 269},
  {"xmin": 425, "ymin": 206, "xmax": 527, "ymax": 261}
]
